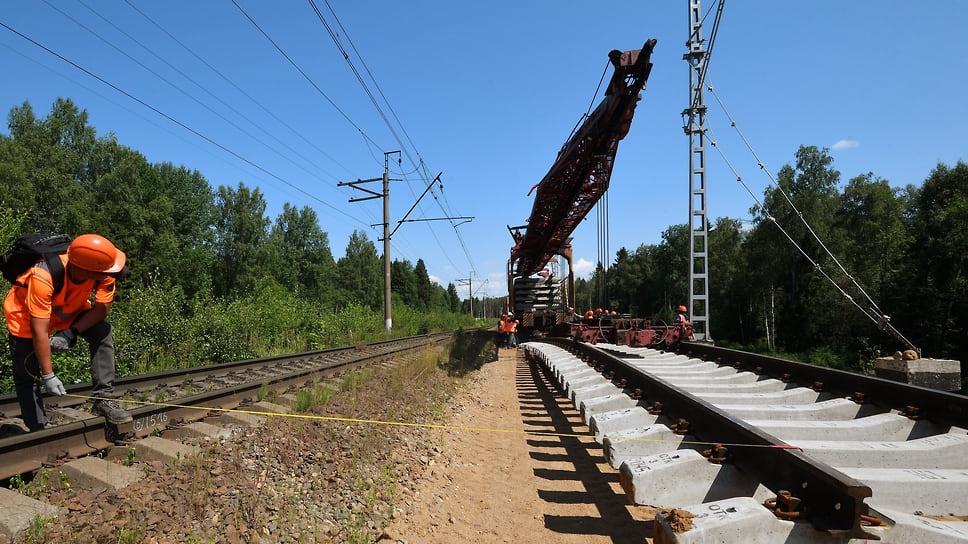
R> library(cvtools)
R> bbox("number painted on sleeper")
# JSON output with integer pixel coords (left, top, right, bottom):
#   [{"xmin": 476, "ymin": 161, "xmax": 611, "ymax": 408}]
[{"xmin": 133, "ymin": 411, "xmax": 169, "ymax": 432}]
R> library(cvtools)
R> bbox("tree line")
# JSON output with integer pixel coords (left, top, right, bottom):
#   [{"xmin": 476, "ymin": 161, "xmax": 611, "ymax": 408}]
[
  {"xmin": 0, "ymin": 98, "xmax": 462, "ymax": 313},
  {"xmin": 0, "ymin": 98, "xmax": 483, "ymax": 392},
  {"xmin": 577, "ymin": 145, "xmax": 967, "ymax": 373},
  {"xmin": 3, "ymin": 98, "xmax": 965, "ymax": 380}
]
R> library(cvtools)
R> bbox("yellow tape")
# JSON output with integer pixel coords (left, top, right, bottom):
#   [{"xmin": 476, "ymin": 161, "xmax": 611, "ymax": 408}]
[{"xmin": 64, "ymin": 392, "xmax": 799, "ymax": 450}]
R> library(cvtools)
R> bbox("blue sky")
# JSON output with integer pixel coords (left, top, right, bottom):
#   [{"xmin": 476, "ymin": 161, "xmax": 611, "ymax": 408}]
[{"xmin": 2, "ymin": 1, "xmax": 965, "ymax": 299}]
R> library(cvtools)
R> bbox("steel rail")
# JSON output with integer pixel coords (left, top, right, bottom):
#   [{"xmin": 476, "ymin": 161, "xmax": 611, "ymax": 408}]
[
  {"xmin": 540, "ymin": 337, "xmax": 877, "ymax": 539},
  {"xmin": 0, "ymin": 332, "xmax": 455, "ymax": 421},
  {"xmin": 679, "ymin": 342, "xmax": 968, "ymax": 428},
  {"xmin": 0, "ymin": 331, "xmax": 457, "ymax": 481}
]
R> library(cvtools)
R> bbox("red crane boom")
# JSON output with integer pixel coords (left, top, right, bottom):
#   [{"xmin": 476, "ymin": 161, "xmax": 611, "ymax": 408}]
[{"xmin": 510, "ymin": 39, "xmax": 657, "ymax": 278}]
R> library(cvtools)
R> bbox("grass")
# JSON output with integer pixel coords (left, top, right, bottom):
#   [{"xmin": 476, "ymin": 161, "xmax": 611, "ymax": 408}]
[{"xmin": 6, "ymin": 330, "xmax": 493, "ymax": 543}]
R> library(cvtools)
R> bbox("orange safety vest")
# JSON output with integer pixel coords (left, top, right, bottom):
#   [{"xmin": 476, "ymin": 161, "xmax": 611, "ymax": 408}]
[{"xmin": 3, "ymin": 254, "xmax": 117, "ymax": 338}]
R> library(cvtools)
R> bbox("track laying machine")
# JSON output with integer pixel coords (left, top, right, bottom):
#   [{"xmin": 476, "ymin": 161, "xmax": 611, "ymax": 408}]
[{"xmin": 507, "ymin": 38, "xmax": 693, "ymax": 347}]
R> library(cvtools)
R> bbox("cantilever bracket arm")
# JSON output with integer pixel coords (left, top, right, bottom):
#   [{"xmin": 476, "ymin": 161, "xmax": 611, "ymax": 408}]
[{"xmin": 389, "ymin": 172, "xmax": 442, "ymax": 238}]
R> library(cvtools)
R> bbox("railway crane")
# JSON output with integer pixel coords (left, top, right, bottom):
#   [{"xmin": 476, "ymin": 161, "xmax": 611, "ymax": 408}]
[{"xmin": 507, "ymin": 39, "xmax": 690, "ymax": 346}]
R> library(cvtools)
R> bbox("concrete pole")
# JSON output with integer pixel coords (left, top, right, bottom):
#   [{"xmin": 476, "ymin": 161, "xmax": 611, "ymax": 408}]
[{"xmin": 383, "ymin": 170, "xmax": 392, "ymax": 333}]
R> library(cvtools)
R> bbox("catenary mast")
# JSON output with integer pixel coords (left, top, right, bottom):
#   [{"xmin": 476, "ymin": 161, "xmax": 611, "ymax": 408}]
[{"xmin": 683, "ymin": 0, "xmax": 723, "ymax": 341}]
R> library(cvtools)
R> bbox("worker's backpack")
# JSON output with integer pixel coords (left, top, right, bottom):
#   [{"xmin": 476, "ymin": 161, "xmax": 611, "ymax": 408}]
[{"xmin": 0, "ymin": 234, "xmax": 72, "ymax": 295}]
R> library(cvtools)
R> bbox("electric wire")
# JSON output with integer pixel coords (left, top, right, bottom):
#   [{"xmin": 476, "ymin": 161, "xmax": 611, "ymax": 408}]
[
  {"xmin": 230, "ymin": 0, "xmax": 380, "ymax": 151},
  {"xmin": 43, "ymin": 0, "xmax": 358, "ymax": 219},
  {"xmin": 304, "ymin": 0, "xmax": 460, "ymax": 275},
  {"xmin": 310, "ymin": 0, "xmax": 402, "ymax": 166},
  {"xmin": 688, "ymin": 0, "xmax": 725, "ymax": 113},
  {"xmin": 74, "ymin": 0, "xmax": 346, "ymax": 193},
  {"xmin": 0, "ymin": 20, "xmax": 371, "ymax": 229},
  {"xmin": 318, "ymin": 0, "xmax": 478, "ymax": 281},
  {"xmin": 120, "ymin": 0, "xmax": 355, "ymax": 180},
  {"xmin": 707, "ymin": 82, "xmax": 886, "ymax": 316},
  {"xmin": 0, "ymin": 39, "xmax": 328, "ymax": 221},
  {"xmin": 596, "ymin": 191, "xmax": 609, "ymax": 306},
  {"xmin": 563, "ymin": 59, "xmax": 610, "ymax": 146},
  {"xmin": 308, "ymin": 0, "xmax": 478, "ymax": 284},
  {"xmin": 705, "ymin": 122, "xmax": 875, "ymax": 320},
  {"xmin": 704, "ymin": 84, "xmax": 918, "ymax": 351}
]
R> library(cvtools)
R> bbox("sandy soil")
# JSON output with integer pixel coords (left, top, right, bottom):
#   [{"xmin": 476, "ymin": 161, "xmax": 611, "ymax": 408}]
[{"xmin": 382, "ymin": 347, "xmax": 657, "ymax": 544}]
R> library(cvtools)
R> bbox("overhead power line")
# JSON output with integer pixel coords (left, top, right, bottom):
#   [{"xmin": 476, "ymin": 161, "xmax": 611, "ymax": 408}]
[
  {"xmin": 0, "ymin": 19, "xmax": 370, "ymax": 228},
  {"xmin": 230, "ymin": 0, "xmax": 380, "ymax": 151},
  {"xmin": 119, "ymin": 0, "xmax": 355, "ymax": 181},
  {"xmin": 309, "ymin": 0, "xmax": 480, "ymax": 280},
  {"xmin": 703, "ymin": 78, "xmax": 919, "ymax": 353},
  {"xmin": 66, "ymin": 0, "xmax": 347, "ymax": 194}
]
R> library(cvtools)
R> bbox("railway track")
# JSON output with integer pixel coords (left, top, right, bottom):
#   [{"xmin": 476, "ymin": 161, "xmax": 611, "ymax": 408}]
[
  {"xmin": 524, "ymin": 338, "xmax": 968, "ymax": 543},
  {"xmin": 0, "ymin": 331, "xmax": 459, "ymax": 539}
]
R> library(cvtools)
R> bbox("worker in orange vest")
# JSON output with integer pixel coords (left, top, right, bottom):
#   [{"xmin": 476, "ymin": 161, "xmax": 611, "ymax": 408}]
[
  {"xmin": 675, "ymin": 305, "xmax": 690, "ymax": 324},
  {"xmin": 499, "ymin": 313, "xmax": 508, "ymax": 347},
  {"xmin": 4, "ymin": 234, "xmax": 133, "ymax": 431},
  {"xmin": 507, "ymin": 313, "xmax": 519, "ymax": 348}
]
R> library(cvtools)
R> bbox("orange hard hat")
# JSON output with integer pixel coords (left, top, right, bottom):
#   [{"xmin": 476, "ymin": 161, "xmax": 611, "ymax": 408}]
[
  {"xmin": 611, "ymin": 311, "xmax": 617, "ymax": 315},
  {"xmin": 678, "ymin": 305, "xmax": 687, "ymax": 312},
  {"xmin": 585, "ymin": 310, "xmax": 593, "ymax": 317},
  {"xmin": 68, "ymin": 234, "xmax": 126, "ymax": 274}
]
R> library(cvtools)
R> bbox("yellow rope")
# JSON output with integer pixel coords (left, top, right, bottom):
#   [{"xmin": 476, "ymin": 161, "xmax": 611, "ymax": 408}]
[{"xmin": 65, "ymin": 392, "xmax": 801, "ymax": 451}]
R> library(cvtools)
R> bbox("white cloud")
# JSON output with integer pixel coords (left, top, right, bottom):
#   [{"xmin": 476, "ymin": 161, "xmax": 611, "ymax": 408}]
[
  {"xmin": 573, "ymin": 258, "xmax": 595, "ymax": 277},
  {"xmin": 831, "ymin": 139, "xmax": 859, "ymax": 150},
  {"xmin": 428, "ymin": 275, "xmax": 441, "ymax": 286}
]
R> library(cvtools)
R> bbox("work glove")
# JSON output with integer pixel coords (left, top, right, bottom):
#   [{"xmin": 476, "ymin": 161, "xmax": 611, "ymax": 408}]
[
  {"xmin": 49, "ymin": 329, "xmax": 76, "ymax": 352},
  {"xmin": 42, "ymin": 373, "xmax": 66, "ymax": 396}
]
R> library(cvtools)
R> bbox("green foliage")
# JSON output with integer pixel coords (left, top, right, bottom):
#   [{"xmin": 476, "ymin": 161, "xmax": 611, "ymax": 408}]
[
  {"xmin": 6, "ymin": 97, "xmax": 968, "ymax": 383},
  {"xmin": 802, "ymin": 345, "xmax": 851, "ymax": 371},
  {"xmin": 212, "ymin": 183, "xmax": 270, "ymax": 298},
  {"xmin": 391, "ymin": 259, "xmax": 419, "ymax": 309},
  {"xmin": 265, "ymin": 203, "xmax": 336, "ymax": 301},
  {"xmin": 235, "ymin": 277, "xmax": 318, "ymax": 354},
  {"xmin": 414, "ymin": 259, "xmax": 434, "ymax": 310},
  {"xmin": 593, "ymin": 147, "xmax": 968, "ymax": 368},
  {"xmin": 310, "ymin": 302, "xmax": 382, "ymax": 348},
  {"xmin": 295, "ymin": 385, "xmax": 335, "ymax": 411},
  {"xmin": 0, "ymin": 203, "xmax": 28, "ymax": 246},
  {"xmin": 336, "ymin": 230, "xmax": 383, "ymax": 310},
  {"xmin": 443, "ymin": 329, "xmax": 495, "ymax": 376},
  {"xmin": 185, "ymin": 297, "xmax": 255, "ymax": 365},
  {"xmin": 446, "ymin": 282, "xmax": 460, "ymax": 313},
  {"xmin": 111, "ymin": 277, "xmax": 190, "ymax": 374}
]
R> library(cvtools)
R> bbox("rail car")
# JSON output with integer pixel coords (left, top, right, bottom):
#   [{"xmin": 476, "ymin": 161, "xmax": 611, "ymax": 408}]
[{"xmin": 538, "ymin": 311, "xmax": 694, "ymax": 347}]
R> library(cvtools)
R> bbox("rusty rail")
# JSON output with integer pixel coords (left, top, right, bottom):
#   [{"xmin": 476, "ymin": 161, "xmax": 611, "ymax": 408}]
[
  {"xmin": 0, "ymin": 331, "xmax": 458, "ymax": 481},
  {"xmin": 678, "ymin": 342, "xmax": 968, "ymax": 429}
]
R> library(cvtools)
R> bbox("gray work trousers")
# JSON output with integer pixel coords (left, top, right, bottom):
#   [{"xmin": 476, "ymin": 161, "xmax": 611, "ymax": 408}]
[{"xmin": 9, "ymin": 320, "xmax": 117, "ymax": 431}]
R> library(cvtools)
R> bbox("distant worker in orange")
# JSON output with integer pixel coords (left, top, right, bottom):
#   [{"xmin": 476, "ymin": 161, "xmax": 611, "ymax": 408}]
[
  {"xmin": 498, "ymin": 313, "xmax": 508, "ymax": 348},
  {"xmin": 507, "ymin": 313, "xmax": 519, "ymax": 348},
  {"xmin": 4, "ymin": 234, "xmax": 132, "ymax": 431},
  {"xmin": 675, "ymin": 305, "xmax": 690, "ymax": 324}
]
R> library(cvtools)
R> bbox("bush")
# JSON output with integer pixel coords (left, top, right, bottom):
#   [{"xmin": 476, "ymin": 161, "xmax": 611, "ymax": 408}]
[
  {"xmin": 111, "ymin": 278, "xmax": 190, "ymax": 374},
  {"xmin": 186, "ymin": 297, "xmax": 255, "ymax": 365},
  {"xmin": 0, "ymin": 281, "xmax": 483, "ymax": 395},
  {"xmin": 310, "ymin": 302, "xmax": 382, "ymax": 348}
]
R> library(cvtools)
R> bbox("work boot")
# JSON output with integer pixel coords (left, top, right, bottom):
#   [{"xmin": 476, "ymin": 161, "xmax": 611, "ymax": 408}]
[{"xmin": 91, "ymin": 399, "xmax": 133, "ymax": 424}]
